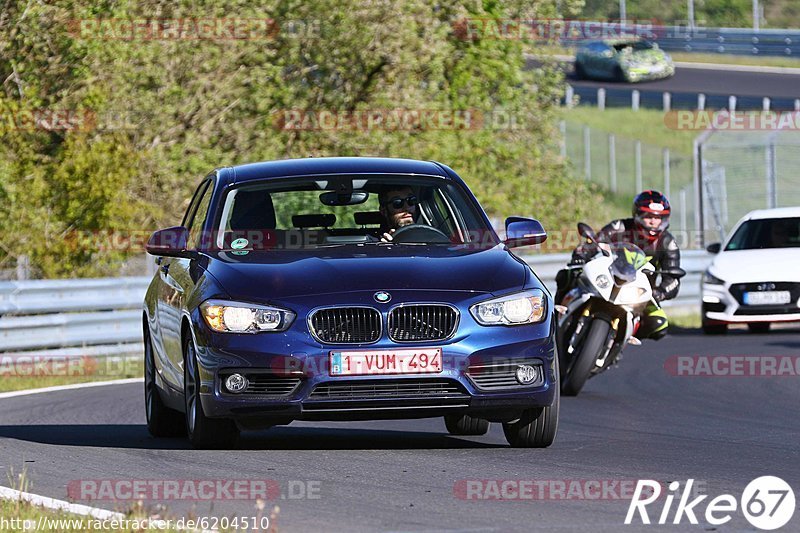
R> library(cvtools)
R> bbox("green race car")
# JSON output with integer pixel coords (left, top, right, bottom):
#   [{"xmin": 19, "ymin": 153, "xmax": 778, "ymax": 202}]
[{"xmin": 574, "ymin": 39, "xmax": 675, "ymax": 83}]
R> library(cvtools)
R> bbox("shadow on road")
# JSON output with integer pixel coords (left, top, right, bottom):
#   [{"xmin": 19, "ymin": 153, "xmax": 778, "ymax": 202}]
[{"xmin": 0, "ymin": 424, "xmax": 504, "ymax": 450}]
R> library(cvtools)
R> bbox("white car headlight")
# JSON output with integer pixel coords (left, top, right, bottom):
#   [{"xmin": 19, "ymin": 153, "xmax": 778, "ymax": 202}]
[
  {"xmin": 200, "ymin": 299, "xmax": 295, "ymax": 333},
  {"xmin": 703, "ymin": 270, "xmax": 725, "ymax": 285},
  {"xmin": 470, "ymin": 289, "xmax": 546, "ymax": 326}
]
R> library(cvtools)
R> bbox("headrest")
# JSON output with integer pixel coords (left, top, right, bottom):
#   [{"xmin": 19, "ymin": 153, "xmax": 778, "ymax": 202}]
[{"xmin": 292, "ymin": 214, "xmax": 336, "ymax": 228}]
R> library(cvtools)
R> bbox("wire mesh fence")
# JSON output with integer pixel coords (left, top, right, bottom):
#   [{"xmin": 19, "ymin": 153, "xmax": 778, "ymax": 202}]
[{"xmin": 561, "ymin": 120, "xmax": 698, "ymax": 247}]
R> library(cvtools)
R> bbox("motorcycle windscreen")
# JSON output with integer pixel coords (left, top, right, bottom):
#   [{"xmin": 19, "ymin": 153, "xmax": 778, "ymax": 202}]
[{"xmin": 608, "ymin": 242, "xmax": 647, "ymax": 284}]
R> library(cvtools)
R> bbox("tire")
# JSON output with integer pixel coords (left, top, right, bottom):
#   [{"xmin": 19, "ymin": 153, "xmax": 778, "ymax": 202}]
[
  {"xmin": 184, "ymin": 336, "xmax": 239, "ymax": 449},
  {"xmin": 144, "ymin": 327, "xmax": 185, "ymax": 438},
  {"xmin": 503, "ymin": 355, "xmax": 560, "ymax": 448},
  {"xmin": 444, "ymin": 414, "xmax": 490, "ymax": 436},
  {"xmin": 702, "ymin": 321, "xmax": 728, "ymax": 335},
  {"xmin": 561, "ymin": 319, "xmax": 610, "ymax": 397},
  {"xmin": 748, "ymin": 322, "xmax": 770, "ymax": 333}
]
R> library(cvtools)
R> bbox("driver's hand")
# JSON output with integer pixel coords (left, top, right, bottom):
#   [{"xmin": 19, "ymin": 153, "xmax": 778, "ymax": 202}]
[{"xmin": 380, "ymin": 228, "xmax": 396, "ymax": 242}]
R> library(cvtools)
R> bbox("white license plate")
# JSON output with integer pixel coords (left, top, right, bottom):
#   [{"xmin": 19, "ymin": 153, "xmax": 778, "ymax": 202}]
[
  {"xmin": 330, "ymin": 348, "xmax": 442, "ymax": 376},
  {"xmin": 743, "ymin": 291, "xmax": 791, "ymax": 305}
]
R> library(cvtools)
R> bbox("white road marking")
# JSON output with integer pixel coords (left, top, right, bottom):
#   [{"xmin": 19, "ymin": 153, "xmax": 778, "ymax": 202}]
[
  {"xmin": 0, "ymin": 485, "xmax": 124, "ymax": 520},
  {"xmin": 0, "ymin": 378, "xmax": 143, "ymax": 400}
]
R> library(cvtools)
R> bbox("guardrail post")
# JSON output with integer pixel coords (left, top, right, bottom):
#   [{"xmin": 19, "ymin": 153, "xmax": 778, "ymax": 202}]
[
  {"xmin": 698, "ymin": 93, "xmax": 706, "ymax": 111},
  {"xmin": 632, "ymin": 90, "xmax": 640, "ymax": 111},
  {"xmin": 565, "ymin": 85, "xmax": 575, "ymax": 108},
  {"xmin": 609, "ymin": 134, "xmax": 617, "ymax": 193},
  {"xmin": 663, "ymin": 148, "xmax": 671, "ymax": 200},
  {"xmin": 680, "ymin": 188, "xmax": 688, "ymax": 234},
  {"xmin": 583, "ymin": 126, "xmax": 591, "ymax": 180},
  {"xmin": 728, "ymin": 95, "xmax": 737, "ymax": 111},
  {"xmin": 762, "ymin": 97, "xmax": 770, "ymax": 111},
  {"xmin": 597, "ymin": 88, "xmax": 606, "ymax": 111},
  {"xmin": 662, "ymin": 92, "xmax": 671, "ymax": 112},
  {"xmin": 795, "ymin": 99, "xmax": 800, "ymax": 112},
  {"xmin": 16, "ymin": 255, "xmax": 30, "ymax": 281}
]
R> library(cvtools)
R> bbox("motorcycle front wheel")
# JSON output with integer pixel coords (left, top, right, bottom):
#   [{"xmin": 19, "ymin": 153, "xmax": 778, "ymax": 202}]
[{"xmin": 561, "ymin": 319, "xmax": 611, "ymax": 397}]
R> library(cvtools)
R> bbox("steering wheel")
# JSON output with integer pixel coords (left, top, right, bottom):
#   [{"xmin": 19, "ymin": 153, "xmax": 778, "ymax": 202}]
[{"xmin": 390, "ymin": 224, "xmax": 451, "ymax": 244}]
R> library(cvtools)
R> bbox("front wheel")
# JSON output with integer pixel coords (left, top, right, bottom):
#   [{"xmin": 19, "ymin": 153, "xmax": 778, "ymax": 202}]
[
  {"xmin": 144, "ymin": 327, "xmax": 184, "ymax": 438},
  {"xmin": 444, "ymin": 414, "xmax": 489, "ymax": 436},
  {"xmin": 184, "ymin": 336, "xmax": 239, "ymax": 449},
  {"xmin": 561, "ymin": 319, "xmax": 610, "ymax": 397},
  {"xmin": 503, "ymin": 356, "xmax": 560, "ymax": 448}
]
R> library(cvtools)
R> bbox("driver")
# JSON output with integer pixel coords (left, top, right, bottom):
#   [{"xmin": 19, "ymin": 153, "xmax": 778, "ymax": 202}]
[
  {"xmin": 379, "ymin": 185, "xmax": 419, "ymax": 242},
  {"xmin": 556, "ymin": 190, "xmax": 681, "ymax": 340}
]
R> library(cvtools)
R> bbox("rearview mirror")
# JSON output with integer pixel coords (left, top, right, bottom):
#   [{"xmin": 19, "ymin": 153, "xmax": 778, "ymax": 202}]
[
  {"xmin": 319, "ymin": 190, "xmax": 369, "ymax": 206},
  {"xmin": 504, "ymin": 217, "xmax": 547, "ymax": 248},
  {"xmin": 577, "ymin": 222, "xmax": 597, "ymax": 243},
  {"xmin": 706, "ymin": 242, "xmax": 721, "ymax": 254},
  {"xmin": 146, "ymin": 226, "xmax": 190, "ymax": 257}
]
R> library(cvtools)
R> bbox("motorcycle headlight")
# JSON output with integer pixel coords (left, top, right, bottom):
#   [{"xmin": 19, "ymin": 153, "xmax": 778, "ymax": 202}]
[
  {"xmin": 470, "ymin": 289, "xmax": 546, "ymax": 326},
  {"xmin": 615, "ymin": 285, "xmax": 648, "ymax": 305},
  {"xmin": 200, "ymin": 299, "xmax": 295, "ymax": 333},
  {"xmin": 703, "ymin": 270, "xmax": 725, "ymax": 285}
]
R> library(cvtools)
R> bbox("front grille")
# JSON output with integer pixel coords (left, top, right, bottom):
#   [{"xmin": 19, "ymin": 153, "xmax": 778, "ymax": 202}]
[
  {"xmin": 309, "ymin": 307, "xmax": 381, "ymax": 344},
  {"xmin": 467, "ymin": 359, "xmax": 545, "ymax": 390},
  {"xmin": 388, "ymin": 304, "xmax": 459, "ymax": 342},
  {"xmin": 220, "ymin": 373, "xmax": 301, "ymax": 396},
  {"xmin": 309, "ymin": 378, "xmax": 466, "ymax": 399}
]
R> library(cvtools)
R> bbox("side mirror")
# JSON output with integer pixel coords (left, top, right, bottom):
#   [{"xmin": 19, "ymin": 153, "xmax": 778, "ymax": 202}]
[
  {"xmin": 577, "ymin": 222, "xmax": 598, "ymax": 243},
  {"xmin": 146, "ymin": 226, "xmax": 190, "ymax": 257},
  {"xmin": 504, "ymin": 217, "xmax": 547, "ymax": 248},
  {"xmin": 706, "ymin": 242, "xmax": 721, "ymax": 254}
]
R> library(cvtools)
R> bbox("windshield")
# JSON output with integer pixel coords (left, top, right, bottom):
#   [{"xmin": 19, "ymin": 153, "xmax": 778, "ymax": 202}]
[
  {"xmin": 725, "ymin": 217, "xmax": 800, "ymax": 250},
  {"xmin": 608, "ymin": 242, "xmax": 647, "ymax": 284},
  {"xmin": 212, "ymin": 175, "xmax": 496, "ymax": 250}
]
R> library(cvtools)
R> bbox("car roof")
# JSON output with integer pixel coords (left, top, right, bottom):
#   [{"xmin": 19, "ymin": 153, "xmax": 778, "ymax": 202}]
[
  {"xmin": 224, "ymin": 157, "xmax": 450, "ymax": 185},
  {"xmin": 742, "ymin": 206, "xmax": 800, "ymax": 220}
]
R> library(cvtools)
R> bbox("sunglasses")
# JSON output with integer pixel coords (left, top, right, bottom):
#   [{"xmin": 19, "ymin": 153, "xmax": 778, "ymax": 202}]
[{"xmin": 384, "ymin": 194, "xmax": 418, "ymax": 210}]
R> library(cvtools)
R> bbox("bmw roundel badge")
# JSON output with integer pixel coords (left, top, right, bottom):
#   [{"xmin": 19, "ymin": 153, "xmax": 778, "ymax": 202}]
[{"xmin": 374, "ymin": 291, "xmax": 392, "ymax": 303}]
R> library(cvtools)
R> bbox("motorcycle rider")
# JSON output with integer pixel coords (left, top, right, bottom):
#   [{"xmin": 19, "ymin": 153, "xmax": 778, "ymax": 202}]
[{"xmin": 555, "ymin": 190, "xmax": 681, "ymax": 340}]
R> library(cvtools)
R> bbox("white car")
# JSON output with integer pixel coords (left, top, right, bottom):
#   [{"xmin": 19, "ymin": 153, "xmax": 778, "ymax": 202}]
[{"xmin": 702, "ymin": 207, "xmax": 800, "ymax": 334}]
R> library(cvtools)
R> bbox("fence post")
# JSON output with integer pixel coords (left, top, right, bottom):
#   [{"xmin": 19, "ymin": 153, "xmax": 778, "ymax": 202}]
[
  {"xmin": 663, "ymin": 148, "xmax": 671, "ymax": 200},
  {"xmin": 583, "ymin": 126, "xmax": 591, "ymax": 181},
  {"xmin": 635, "ymin": 141, "xmax": 643, "ymax": 192},
  {"xmin": 662, "ymin": 92, "xmax": 671, "ymax": 112},
  {"xmin": 609, "ymin": 134, "xmax": 617, "ymax": 193},
  {"xmin": 632, "ymin": 90, "xmax": 640, "ymax": 111},
  {"xmin": 16, "ymin": 255, "xmax": 31, "ymax": 281},
  {"xmin": 597, "ymin": 88, "xmax": 606, "ymax": 111},
  {"xmin": 559, "ymin": 120, "xmax": 567, "ymax": 159},
  {"xmin": 698, "ymin": 93, "xmax": 706, "ymax": 111}
]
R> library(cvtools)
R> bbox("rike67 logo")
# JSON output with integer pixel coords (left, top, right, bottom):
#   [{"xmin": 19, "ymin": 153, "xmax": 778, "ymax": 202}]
[{"xmin": 625, "ymin": 477, "xmax": 795, "ymax": 530}]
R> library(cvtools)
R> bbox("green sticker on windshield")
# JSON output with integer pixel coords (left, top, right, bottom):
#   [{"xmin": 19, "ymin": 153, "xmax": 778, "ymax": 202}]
[
  {"xmin": 231, "ymin": 238, "xmax": 249, "ymax": 250},
  {"xmin": 624, "ymin": 248, "xmax": 647, "ymax": 269}
]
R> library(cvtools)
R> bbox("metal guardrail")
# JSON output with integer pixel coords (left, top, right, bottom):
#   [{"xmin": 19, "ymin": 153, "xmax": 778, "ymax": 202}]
[{"xmin": 0, "ymin": 251, "xmax": 711, "ymax": 357}]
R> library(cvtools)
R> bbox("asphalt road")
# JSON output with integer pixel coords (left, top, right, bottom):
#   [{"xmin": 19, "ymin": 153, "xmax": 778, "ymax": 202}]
[{"xmin": 2, "ymin": 326, "xmax": 799, "ymax": 532}]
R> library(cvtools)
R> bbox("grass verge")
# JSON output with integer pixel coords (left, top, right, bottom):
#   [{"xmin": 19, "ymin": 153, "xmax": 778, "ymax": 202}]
[{"xmin": 0, "ymin": 356, "xmax": 142, "ymax": 393}]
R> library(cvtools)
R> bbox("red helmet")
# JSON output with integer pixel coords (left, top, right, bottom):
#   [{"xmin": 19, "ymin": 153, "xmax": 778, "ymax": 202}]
[{"xmin": 633, "ymin": 190, "xmax": 671, "ymax": 236}]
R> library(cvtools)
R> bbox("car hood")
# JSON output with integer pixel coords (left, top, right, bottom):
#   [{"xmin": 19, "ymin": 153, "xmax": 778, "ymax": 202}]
[
  {"xmin": 202, "ymin": 244, "xmax": 529, "ymax": 301},
  {"xmin": 710, "ymin": 248, "xmax": 800, "ymax": 283}
]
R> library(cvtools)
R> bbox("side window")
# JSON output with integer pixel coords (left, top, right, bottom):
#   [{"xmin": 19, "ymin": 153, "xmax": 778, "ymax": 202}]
[{"xmin": 186, "ymin": 182, "xmax": 213, "ymax": 249}]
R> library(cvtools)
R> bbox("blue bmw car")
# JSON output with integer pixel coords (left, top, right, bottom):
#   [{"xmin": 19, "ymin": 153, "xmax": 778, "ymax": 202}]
[{"xmin": 143, "ymin": 157, "xmax": 559, "ymax": 449}]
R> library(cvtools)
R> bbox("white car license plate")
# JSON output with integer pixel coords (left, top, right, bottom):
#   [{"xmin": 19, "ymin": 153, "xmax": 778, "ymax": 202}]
[
  {"xmin": 743, "ymin": 291, "xmax": 791, "ymax": 306},
  {"xmin": 330, "ymin": 348, "xmax": 442, "ymax": 376}
]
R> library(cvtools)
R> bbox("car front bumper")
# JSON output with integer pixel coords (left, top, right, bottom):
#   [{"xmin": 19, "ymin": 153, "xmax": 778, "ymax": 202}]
[{"xmin": 192, "ymin": 316, "xmax": 557, "ymax": 425}]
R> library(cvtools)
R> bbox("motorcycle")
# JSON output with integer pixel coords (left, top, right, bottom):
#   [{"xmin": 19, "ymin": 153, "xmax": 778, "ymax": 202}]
[{"xmin": 556, "ymin": 223, "xmax": 685, "ymax": 396}]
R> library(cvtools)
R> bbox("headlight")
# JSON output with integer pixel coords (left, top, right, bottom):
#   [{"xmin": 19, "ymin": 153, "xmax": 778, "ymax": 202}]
[
  {"xmin": 615, "ymin": 285, "xmax": 648, "ymax": 305},
  {"xmin": 200, "ymin": 299, "xmax": 295, "ymax": 333},
  {"xmin": 703, "ymin": 270, "xmax": 725, "ymax": 285},
  {"xmin": 470, "ymin": 289, "xmax": 546, "ymax": 326}
]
